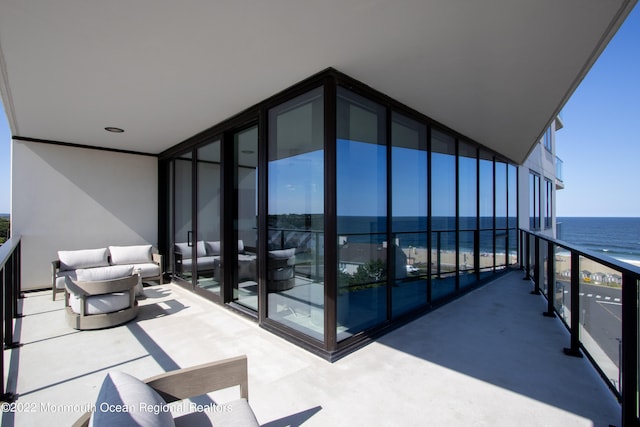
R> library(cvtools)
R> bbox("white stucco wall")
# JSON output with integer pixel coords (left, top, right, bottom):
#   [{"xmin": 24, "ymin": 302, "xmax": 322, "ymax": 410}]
[{"xmin": 11, "ymin": 140, "xmax": 158, "ymax": 290}]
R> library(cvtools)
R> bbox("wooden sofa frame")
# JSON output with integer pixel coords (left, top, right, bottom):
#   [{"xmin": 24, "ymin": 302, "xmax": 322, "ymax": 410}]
[
  {"xmin": 72, "ymin": 355, "xmax": 250, "ymax": 427},
  {"xmin": 64, "ymin": 275, "xmax": 139, "ymax": 330}
]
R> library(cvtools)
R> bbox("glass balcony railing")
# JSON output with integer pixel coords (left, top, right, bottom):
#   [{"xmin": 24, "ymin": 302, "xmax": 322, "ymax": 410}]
[
  {"xmin": 556, "ymin": 156, "xmax": 564, "ymax": 182},
  {"xmin": 520, "ymin": 229, "xmax": 640, "ymax": 426}
]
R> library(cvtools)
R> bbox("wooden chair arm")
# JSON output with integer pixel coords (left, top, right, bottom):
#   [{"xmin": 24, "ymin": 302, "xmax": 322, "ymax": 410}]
[
  {"xmin": 71, "ymin": 356, "xmax": 249, "ymax": 427},
  {"xmin": 72, "ymin": 411, "xmax": 91, "ymax": 427},
  {"xmin": 152, "ymin": 252, "xmax": 163, "ymax": 265},
  {"xmin": 145, "ymin": 355, "xmax": 249, "ymax": 403},
  {"xmin": 52, "ymin": 260, "xmax": 60, "ymax": 286}
]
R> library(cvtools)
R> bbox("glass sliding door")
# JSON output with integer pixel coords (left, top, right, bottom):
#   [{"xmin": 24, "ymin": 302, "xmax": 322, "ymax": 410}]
[
  {"xmin": 495, "ymin": 161, "xmax": 508, "ymax": 269},
  {"xmin": 431, "ymin": 129, "xmax": 456, "ymax": 301},
  {"xmin": 196, "ymin": 140, "xmax": 222, "ymax": 295},
  {"xmin": 507, "ymin": 164, "xmax": 518, "ymax": 265},
  {"xmin": 458, "ymin": 141, "xmax": 477, "ymax": 288},
  {"xmin": 479, "ymin": 151, "xmax": 494, "ymax": 278},
  {"xmin": 233, "ymin": 126, "xmax": 259, "ymax": 311},
  {"xmin": 336, "ymin": 87, "xmax": 387, "ymax": 340},
  {"xmin": 267, "ymin": 87, "xmax": 324, "ymax": 340},
  {"xmin": 391, "ymin": 112, "xmax": 427, "ymax": 317},
  {"xmin": 173, "ymin": 153, "xmax": 194, "ymax": 282}
]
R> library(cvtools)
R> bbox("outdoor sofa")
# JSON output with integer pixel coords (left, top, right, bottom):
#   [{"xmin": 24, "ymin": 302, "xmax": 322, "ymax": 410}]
[
  {"xmin": 72, "ymin": 355, "xmax": 259, "ymax": 427},
  {"xmin": 176, "ymin": 240, "xmax": 297, "ymax": 291},
  {"xmin": 52, "ymin": 245, "xmax": 163, "ymax": 300}
]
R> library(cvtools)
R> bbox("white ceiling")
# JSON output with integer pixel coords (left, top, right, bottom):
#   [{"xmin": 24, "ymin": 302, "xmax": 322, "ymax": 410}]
[{"xmin": 0, "ymin": 0, "xmax": 636, "ymax": 164}]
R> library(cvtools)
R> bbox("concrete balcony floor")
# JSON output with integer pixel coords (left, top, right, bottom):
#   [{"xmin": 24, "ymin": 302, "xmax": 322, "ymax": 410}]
[{"xmin": 3, "ymin": 271, "xmax": 620, "ymax": 426}]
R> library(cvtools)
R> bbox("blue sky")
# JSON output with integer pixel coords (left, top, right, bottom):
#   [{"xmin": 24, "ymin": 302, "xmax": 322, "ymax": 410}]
[
  {"xmin": 555, "ymin": 5, "xmax": 640, "ymax": 217},
  {"xmin": 0, "ymin": 7, "xmax": 638, "ymax": 216}
]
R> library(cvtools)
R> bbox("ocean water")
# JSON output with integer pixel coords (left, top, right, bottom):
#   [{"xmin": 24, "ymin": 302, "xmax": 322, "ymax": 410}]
[{"xmin": 557, "ymin": 217, "xmax": 640, "ymax": 262}]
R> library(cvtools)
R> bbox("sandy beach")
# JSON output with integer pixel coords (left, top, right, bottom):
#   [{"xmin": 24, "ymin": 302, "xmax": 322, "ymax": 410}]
[
  {"xmin": 403, "ymin": 247, "xmax": 516, "ymax": 273},
  {"xmin": 402, "ymin": 246, "xmax": 638, "ymax": 282}
]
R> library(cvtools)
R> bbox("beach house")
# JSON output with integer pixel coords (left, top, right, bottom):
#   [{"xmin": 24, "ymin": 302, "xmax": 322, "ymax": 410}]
[{"xmin": 1, "ymin": 1, "xmax": 639, "ymax": 425}]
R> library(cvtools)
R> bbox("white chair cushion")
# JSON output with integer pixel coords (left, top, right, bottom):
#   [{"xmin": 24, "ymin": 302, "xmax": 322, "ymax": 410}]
[
  {"xmin": 268, "ymin": 248, "xmax": 296, "ymax": 259},
  {"xmin": 76, "ymin": 265, "xmax": 134, "ymax": 282},
  {"xmin": 90, "ymin": 371, "xmax": 175, "ymax": 427},
  {"xmin": 69, "ymin": 292, "xmax": 131, "ymax": 315},
  {"xmin": 58, "ymin": 248, "xmax": 109, "ymax": 271},
  {"xmin": 109, "ymin": 245, "xmax": 153, "ymax": 265}
]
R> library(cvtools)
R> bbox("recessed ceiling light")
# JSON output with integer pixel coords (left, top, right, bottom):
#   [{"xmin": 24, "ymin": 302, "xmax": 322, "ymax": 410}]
[{"xmin": 104, "ymin": 127, "xmax": 125, "ymax": 133}]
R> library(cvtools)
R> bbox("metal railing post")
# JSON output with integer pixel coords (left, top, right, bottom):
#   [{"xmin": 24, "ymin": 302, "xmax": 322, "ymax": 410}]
[
  {"xmin": 531, "ymin": 236, "xmax": 541, "ymax": 295},
  {"xmin": 563, "ymin": 251, "xmax": 582, "ymax": 358},
  {"xmin": 543, "ymin": 240, "xmax": 556, "ymax": 317},
  {"xmin": 621, "ymin": 273, "xmax": 639, "ymax": 426},
  {"xmin": 3, "ymin": 255, "xmax": 14, "ymax": 349},
  {"xmin": 523, "ymin": 232, "xmax": 531, "ymax": 280}
]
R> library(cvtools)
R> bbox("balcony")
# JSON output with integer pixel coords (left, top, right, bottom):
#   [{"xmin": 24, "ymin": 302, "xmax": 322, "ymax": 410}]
[
  {"xmin": 1, "ymin": 236, "xmax": 624, "ymax": 426},
  {"xmin": 556, "ymin": 156, "xmax": 565, "ymax": 190}
]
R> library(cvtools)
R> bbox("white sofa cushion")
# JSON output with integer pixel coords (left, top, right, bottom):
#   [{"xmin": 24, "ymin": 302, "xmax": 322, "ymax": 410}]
[
  {"xmin": 90, "ymin": 371, "xmax": 175, "ymax": 427},
  {"xmin": 69, "ymin": 292, "xmax": 131, "ymax": 315},
  {"xmin": 58, "ymin": 248, "xmax": 109, "ymax": 271},
  {"xmin": 132, "ymin": 263, "xmax": 161, "ymax": 279},
  {"xmin": 205, "ymin": 240, "xmax": 246, "ymax": 256},
  {"xmin": 175, "ymin": 241, "xmax": 207, "ymax": 258},
  {"xmin": 109, "ymin": 245, "xmax": 153, "ymax": 265},
  {"xmin": 76, "ymin": 265, "xmax": 134, "ymax": 282},
  {"xmin": 205, "ymin": 241, "xmax": 221, "ymax": 256}
]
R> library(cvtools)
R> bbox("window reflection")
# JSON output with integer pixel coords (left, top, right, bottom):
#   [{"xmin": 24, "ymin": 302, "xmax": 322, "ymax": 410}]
[
  {"xmin": 337, "ymin": 87, "xmax": 387, "ymax": 339},
  {"xmin": 267, "ymin": 88, "xmax": 325, "ymax": 340},
  {"xmin": 508, "ymin": 164, "xmax": 518, "ymax": 264},
  {"xmin": 459, "ymin": 141, "xmax": 477, "ymax": 288},
  {"xmin": 431, "ymin": 129, "xmax": 456, "ymax": 300},
  {"xmin": 196, "ymin": 141, "xmax": 221, "ymax": 295},
  {"xmin": 495, "ymin": 161, "xmax": 507, "ymax": 268},
  {"xmin": 479, "ymin": 151, "xmax": 494, "ymax": 278},
  {"xmin": 391, "ymin": 113, "xmax": 427, "ymax": 316}
]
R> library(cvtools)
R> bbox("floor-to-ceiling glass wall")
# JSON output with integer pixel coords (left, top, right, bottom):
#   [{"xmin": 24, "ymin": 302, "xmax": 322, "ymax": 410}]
[
  {"xmin": 196, "ymin": 140, "xmax": 222, "ymax": 295},
  {"xmin": 233, "ymin": 126, "xmax": 259, "ymax": 311},
  {"xmin": 459, "ymin": 141, "xmax": 478, "ymax": 288},
  {"xmin": 508, "ymin": 164, "xmax": 518, "ymax": 264},
  {"xmin": 173, "ymin": 153, "xmax": 194, "ymax": 281},
  {"xmin": 479, "ymin": 151, "xmax": 494, "ymax": 279},
  {"xmin": 431, "ymin": 129, "xmax": 457, "ymax": 300},
  {"xmin": 336, "ymin": 87, "xmax": 387, "ymax": 340},
  {"xmin": 391, "ymin": 112, "xmax": 428, "ymax": 317},
  {"xmin": 162, "ymin": 69, "xmax": 521, "ymax": 359},
  {"xmin": 267, "ymin": 87, "xmax": 325, "ymax": 341},
  {"xmin": 495, "ymin": 160, "xmax": 508, "ymax": 269}
]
